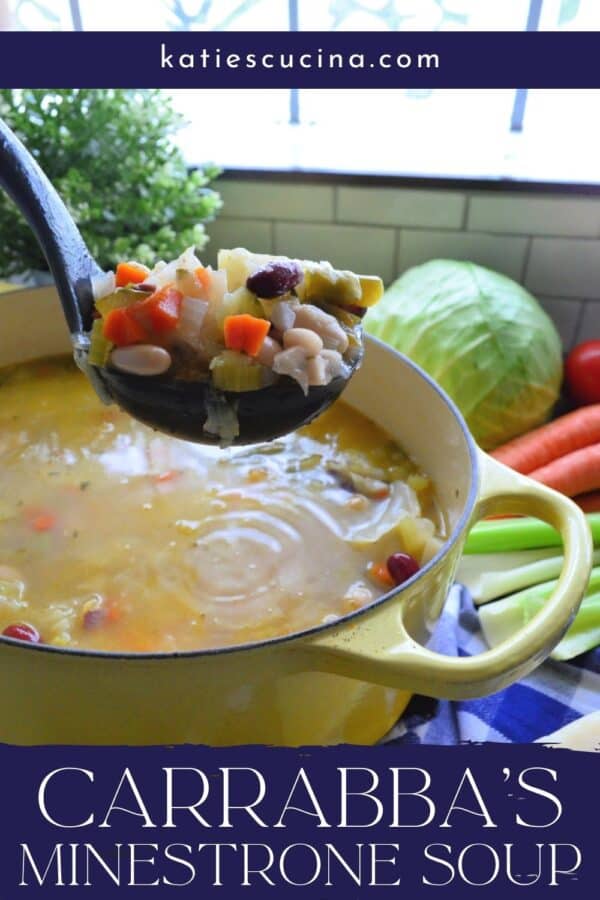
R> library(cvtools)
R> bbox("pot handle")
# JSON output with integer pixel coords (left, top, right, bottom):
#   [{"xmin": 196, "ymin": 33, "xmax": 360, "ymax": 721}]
[{"xmin": 301, "ymin": 451, "xmax": 593, "ymax": 699}]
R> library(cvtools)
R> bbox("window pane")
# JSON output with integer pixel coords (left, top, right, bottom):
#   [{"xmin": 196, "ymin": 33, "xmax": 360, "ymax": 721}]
[
  {"xmin": 169, "ymin": 89, "xmax": 291, "ymax": 168},
  {"xmin": 78, "ymin": 0, "xmax": 288, "ymax": 30},
  {"xmin": 517, "ymin": 90, "xmax": 600, "ymax": 182},
  {"xmin": 297, "ymin": 0, "xmax": 530, "ymax": 31},
  {"xmin": 294, "ymin": 89, "xmax": 516, "ymax": 178},
  {"xmin": 1, "ymin": 0, "xmax": 73, "ymax": 29}
]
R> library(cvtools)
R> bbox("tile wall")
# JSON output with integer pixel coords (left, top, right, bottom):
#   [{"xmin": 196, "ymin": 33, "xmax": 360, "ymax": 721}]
[{"xmin": 204, "ymin": 176, "xmax": 600, "ymax": 350}]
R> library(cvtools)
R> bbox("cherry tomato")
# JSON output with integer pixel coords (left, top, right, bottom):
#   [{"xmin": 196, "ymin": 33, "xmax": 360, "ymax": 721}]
[{"xmin": 565, "ymin": 340, "xmax": 600, "ymax": 406}]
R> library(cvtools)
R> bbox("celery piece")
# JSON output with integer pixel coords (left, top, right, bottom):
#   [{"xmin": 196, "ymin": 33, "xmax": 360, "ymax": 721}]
[
  {"xmin": 0, "ymin": 578, "xmax": 25, "ymax": 608},
  {"xmin": 87, "ymin": 319, "xmax": 113, "ymax": 367},
  {"xmin": 299, "ymin": 266, "xmax": 361, "ymax": 306},
  {"xmin": 95, "ymin": 287, "xmax": 147, "ymax": 317},
  {"xmin": 175, "ymin": 268, "xmax": 197, "ymax": 295},
  {"xmin": 210, "ymin": 350, "xmax": 268, "ymax": 393},
  {"xmin": 464, "ymin": 513, "xmax": 600, "ymax": 554},
  {"xmin": 460, "ymin": 548, "xmax": 600, "ymax": 605},
  {"xmin": 358, "ymin": 274, "xmax": 385, "ymax": 307},
  {"xmin": 322, "ymin": 302, "xmax": 361, "ymax": 330},
  {"xmin": 217, "ymin": 287, "xmax": 265, "ymax": 329},
  {"xmin": 550, "ymin": 593, "xmax": 600, "ymax": 660}
]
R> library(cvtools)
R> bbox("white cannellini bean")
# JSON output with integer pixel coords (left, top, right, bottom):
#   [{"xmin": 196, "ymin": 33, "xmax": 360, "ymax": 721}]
[
  {"xmin": 293, "ymin": 304, "xmax": 349, "ymax": 353},
  {"xmin": 110, "ymin": 345, "xmax": 172, "ymax": 376},
  {"xmin": 283, "ymin": 327, "xmax": 323, "ymax": 358},
  {"xmin": 255, "ymin": 335, "xmax": 282, "ymax": 368}
]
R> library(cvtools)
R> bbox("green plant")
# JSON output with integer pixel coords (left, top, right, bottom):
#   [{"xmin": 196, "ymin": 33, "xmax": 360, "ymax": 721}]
[{"xmin": 0, "ymin": 89, "xmax": 221, "ymax": 276}]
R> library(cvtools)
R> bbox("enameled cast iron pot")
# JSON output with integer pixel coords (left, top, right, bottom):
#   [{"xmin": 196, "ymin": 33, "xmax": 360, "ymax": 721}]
[{"xmin": 0, "ymin": 287, "xmax": 593, "ymax": 745}]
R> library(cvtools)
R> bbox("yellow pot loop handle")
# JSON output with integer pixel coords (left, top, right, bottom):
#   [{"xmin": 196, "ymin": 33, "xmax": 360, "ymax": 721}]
[{"xmin": 301, "ymin": 451, "xmax": 593, "ymax": 699}]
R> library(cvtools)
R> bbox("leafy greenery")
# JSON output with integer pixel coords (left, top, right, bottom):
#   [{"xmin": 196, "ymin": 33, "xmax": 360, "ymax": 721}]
[{"xmin": 0, "ymin": 89, "xmax": 221, "ymax": 276}]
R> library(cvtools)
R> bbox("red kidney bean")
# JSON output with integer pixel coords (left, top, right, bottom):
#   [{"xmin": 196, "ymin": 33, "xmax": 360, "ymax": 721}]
[
  {"xmin": 83, "ymin": 609, "xmax": 106, "ymax": 630},
  {"xmin": 2, "ymin": 622, "xmax": 41, "ymax": 643},
  {"xmin": 246, "ymin": 261, "xmax": 303, "ymax": 298},
  {"xmin": 345, "ymin": 304, "xmax": 367, "ymax": 319},
  {"xmin": 386, "ymin": 552, "xmax": 420, "ymax": 586}
]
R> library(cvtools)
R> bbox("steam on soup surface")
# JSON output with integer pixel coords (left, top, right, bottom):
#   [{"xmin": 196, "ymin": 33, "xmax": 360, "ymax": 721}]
[{"xmin": 0, "ymin": 357, "xmax": 444, "ymax": 652}]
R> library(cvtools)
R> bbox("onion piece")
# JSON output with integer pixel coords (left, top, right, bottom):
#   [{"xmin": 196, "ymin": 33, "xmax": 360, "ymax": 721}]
[
  {"xmin": 175, "ymin": 246, "xmax": 204, "ymax": 272},
  {"xmin": 320, "ymin": 349, "xmax": 350, "ymax": 381},
  {"xmin": 148, "ymin": 247, "xmax": 205, "ymax": 291},
  {"xmin": 273, "ymin": 346, "xmax": 309, "ymax": 395},
  {"xmin": 207, "ymin": 267, "xmax": 227, "ymax": 306},
  {"xmin": 255, "ymin": 335, "xmax": 282, "ymax": 368},
  {"xmin": 92, "ymin": 270, "xmax": 116, "ymax": 302},
  {"xmin": 203, "ymin": 393, "xmax": 240, "ymax": 446},
  {"xmin": 264, "ymin": 299, "xmax": 298, "ymax": 332},
  {"xmin": 176, "ymin": 297, "xmax": 209, "ymax": 348}
]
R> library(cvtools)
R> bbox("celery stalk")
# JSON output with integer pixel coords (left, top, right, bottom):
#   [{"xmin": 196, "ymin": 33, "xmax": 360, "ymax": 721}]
[
  {"xmin": 479, "ymin": 566, "xmax": 600, "ymax": 661},
  {"xmin": 464, "ymin": 513, "xmax": 600, "ymax": 554},
  {"xmin": 460, "ymin": 548, "xmax": 600, "ymax": 605},
  {"xmin": 87, "ymin": 319, "xmax": 112, "ymax": 367},
  {"xmin": 551, "ymin": 594, "xmax": 600, "ymax": 660}
]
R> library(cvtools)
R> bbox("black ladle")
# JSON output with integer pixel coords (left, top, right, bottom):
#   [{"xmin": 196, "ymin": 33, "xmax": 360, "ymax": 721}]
[{"xmin": 0, "ymin": 118, "xmax": 361, "ymax": 445}]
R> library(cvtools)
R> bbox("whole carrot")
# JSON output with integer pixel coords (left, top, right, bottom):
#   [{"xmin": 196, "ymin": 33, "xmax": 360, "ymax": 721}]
[
  {"xmin": 492, "ymin": 405, "xmax": 600, "ymax": 474},
  {"xmin": 528, "ymin": 443, "xmax": 600, "ymax": 497}
]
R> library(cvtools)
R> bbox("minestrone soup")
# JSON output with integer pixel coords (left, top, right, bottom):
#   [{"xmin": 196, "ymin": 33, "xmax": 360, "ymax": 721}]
[{"xmin": 0, "ymin": 357, "xmax": 444, "ymax": 652}]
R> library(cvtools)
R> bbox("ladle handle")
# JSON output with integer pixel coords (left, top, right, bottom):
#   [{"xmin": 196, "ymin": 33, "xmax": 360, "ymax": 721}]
[{"xmin": 0, "ymin": 117, "xmax": 102, "ymax": 335}]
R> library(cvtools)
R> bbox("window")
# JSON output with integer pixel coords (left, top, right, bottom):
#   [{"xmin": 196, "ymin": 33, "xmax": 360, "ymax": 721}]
[{"xmin": 2, "ymin": 0, "xmax": 599, "ymax": 185}]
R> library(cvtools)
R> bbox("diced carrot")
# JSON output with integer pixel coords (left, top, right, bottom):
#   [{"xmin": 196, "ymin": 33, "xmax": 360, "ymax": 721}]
[
  {"xmin": 105, "ymin": 598, "xmax": 123, "ymax": 624},
  {"xmin": 195, "ymin": 266, "xmax": 212, "ymax": 292},
  {"xmin": 371, "ymin": 486, "xmax": 391, "ymax": 500},
  {"xmin": 130, "ymin": 287, "xmax": 183, "ymax": 335},
  {"xmin": 224, "ymin": 314, "xmax": 270, "ymax": 357},
  {"xmin": 115, "ymin": 261, "xmax": 149, "ymax": 287},
  {"xmin": 25, "ymin": 509, "xmax": 57, "ymax": 532},
  {"xmin": 103, "ymin": 307, "xmax": 148, "ymax": 346},
  {"xmin": 155, "ymin": 470, "xmax": 179, "ymax": 483},
  {"xmin": 367, "ymin": 561, "xmax": 394, "ymax": 588}
]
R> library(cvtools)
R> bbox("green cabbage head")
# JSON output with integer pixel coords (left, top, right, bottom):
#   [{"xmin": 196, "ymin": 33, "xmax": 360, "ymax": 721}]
[{"xmin": 365, "ymin": 260, "xmax": 562, "ymax": 450}]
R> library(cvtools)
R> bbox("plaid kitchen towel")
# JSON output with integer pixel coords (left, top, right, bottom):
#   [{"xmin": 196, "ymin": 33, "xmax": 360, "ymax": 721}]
[{"xmin": 385, "ymin": 586, "xmax": 600, "ymax": 745}]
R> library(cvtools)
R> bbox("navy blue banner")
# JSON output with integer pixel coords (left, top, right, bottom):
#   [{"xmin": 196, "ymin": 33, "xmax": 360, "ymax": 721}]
[
  {"xmin": 2, "ymin": 741, "xmax": 597, "ymax": 897},
  {"xmin": 0, "ymin": 31, "xmax": 598, "ymax": 88}
]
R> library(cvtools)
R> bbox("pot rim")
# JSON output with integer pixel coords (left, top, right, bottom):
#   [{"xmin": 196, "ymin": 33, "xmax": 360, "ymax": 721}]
[{"xmin": 0, "ymin": 336, "xmax": 479, "ymax": 661}]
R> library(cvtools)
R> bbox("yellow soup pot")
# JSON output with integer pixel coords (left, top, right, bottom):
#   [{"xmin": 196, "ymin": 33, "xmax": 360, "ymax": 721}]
[{"xmin": 0, "ymin": 287, "xmax": 593, "ymax": 745}]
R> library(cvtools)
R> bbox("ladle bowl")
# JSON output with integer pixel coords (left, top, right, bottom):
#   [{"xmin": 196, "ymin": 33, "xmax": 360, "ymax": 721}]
[{"xmin": 0, "ymin": 117, "xmax": 361, "ymax": 445}]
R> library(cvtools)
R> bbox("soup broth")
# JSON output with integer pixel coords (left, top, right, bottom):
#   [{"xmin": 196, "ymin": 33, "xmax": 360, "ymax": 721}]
[{"xmin": 0, "ymin": 357, "xmax": 444, "ymax": 652}]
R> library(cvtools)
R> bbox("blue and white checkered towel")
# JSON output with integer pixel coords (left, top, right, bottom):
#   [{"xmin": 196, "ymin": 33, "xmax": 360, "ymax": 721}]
[{"xmin": 386, "ymin": 586, "xmax": 600, "ymax": 745}]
